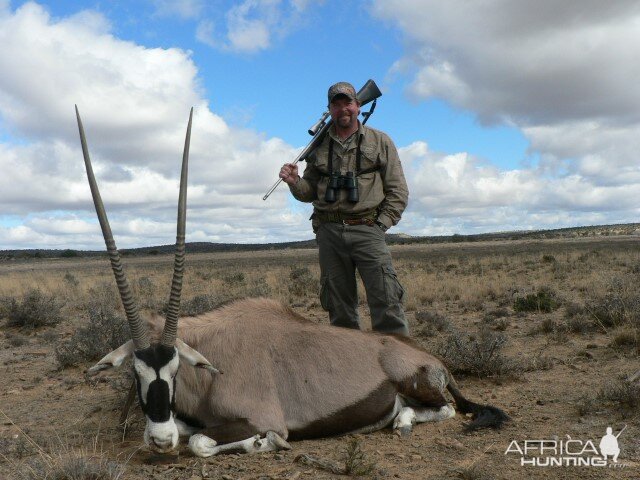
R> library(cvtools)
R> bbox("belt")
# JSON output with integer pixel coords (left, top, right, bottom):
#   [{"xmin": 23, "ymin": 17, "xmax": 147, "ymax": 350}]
[
  {"xmin": 341, "ymin": 218, "xmax": 375, "ymax": 226},
  {"xmin": 315, "ymin": 210, "xmax": 377, "ymax": 225}
]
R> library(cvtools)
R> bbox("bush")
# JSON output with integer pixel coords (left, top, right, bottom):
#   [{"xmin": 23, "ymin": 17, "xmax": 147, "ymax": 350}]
[
  {"xmin": 565, "ymin": 315, "xmax": 597, "ymax": 334},
  {"xmin": 7, "ymin": 289, "xmax": 64, "ymax": 328},
  {"xmin": 288, "ymin": 266, "xmax": 319, "ymax": 298},
  {"xmin": 598, "ymin": 378, "xmax": 640, "ymax": 411},
  {"xmin": 513, "ymin": 287, "xmax": 559, "ymax": 313},
  {"xmin": 246, "ymin": 276, "xmax": 272, "ymax": 297},
  {"xmin": 586, "ymin": 277, "xmax": 640, "ymax": 330},
  {"xmin": 610, "ymin": 329, "xmax": 638, "ymax": 352},
  {"xmin": 179, "ymin": 294, "xmax": 228, "ymax": 316},
  {"xmin": 6, "ymin": 332, "xmax": 29, "ymax": 347},
  {"xmin": 438, "ymin": 328, "xmax": 517, "ymax": 377},
  {"xmin": 63, "ymin": 272, "xmax": 79, "ymax": 287},
  {"xmin": 341, "ymin": 437, "xmax": 376, "ymax": 476},
  {"xmin": 222, "ymin": 272, "xmax": 246, "ymax": 286},
  {"xmin": 414, "ymin": 310, "xmax": 451, "ymax": 338},
  {"xmin": 55, "ymin": 304, "xmax": 129, "ymax": 369}
]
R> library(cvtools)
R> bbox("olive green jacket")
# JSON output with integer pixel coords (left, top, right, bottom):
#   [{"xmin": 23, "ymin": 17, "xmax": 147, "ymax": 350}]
[{"xmin": 289, "ymin": 122, "xmax": 409, "ymax": 229}]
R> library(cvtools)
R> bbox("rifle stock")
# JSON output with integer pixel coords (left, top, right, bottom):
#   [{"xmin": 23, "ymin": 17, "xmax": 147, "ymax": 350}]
[{"xmin": 262, "ymin": 79, "xmax": 382, "ymax": 201}]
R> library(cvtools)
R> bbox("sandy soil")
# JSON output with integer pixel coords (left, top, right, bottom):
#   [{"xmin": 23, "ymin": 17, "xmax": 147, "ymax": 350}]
[{"xmin": 1, "ymin": 238, "xmax": 639, "ymax": 479}]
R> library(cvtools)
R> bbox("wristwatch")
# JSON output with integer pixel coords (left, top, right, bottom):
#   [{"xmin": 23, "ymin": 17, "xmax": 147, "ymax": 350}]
[{"xmin": 375, "ymin": 220, "xmax": 388, "ymax": 232}]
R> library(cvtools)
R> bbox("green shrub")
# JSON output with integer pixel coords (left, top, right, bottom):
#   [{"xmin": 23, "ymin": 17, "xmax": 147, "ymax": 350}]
[
  {"xmin": 513, "ymin": 287, "xmax": 558, "ymax": 313},
  {"xmin": 7, "ymin": 289, "xmax": 64, "ymax": 328},
  {"xmin": 341, "ymin": 437, "xmax": 376, "ymax": 477}
]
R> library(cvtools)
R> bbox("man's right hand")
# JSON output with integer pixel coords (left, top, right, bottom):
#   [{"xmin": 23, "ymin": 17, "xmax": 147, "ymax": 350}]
[{"xmin": 279, "ymin": 163, "xmax": 300, "ymax": 186}]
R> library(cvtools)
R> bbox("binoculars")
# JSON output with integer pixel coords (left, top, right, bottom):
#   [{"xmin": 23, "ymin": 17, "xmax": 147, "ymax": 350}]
[{"xmin": 325, "ymin": 171, "xmax": 359, "ymax": 203}]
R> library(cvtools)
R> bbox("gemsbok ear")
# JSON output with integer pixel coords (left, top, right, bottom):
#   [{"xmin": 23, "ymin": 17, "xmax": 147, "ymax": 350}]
[
  {"xmin": 87, "ymin": 340, "xmax": 135, "ymax": 375},
  {"xmin": 176, "ymin": 338, "xmax": 222, "ymax": 375}
]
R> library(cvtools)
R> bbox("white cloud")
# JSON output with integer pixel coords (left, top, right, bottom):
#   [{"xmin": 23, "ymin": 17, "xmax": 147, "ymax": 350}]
[
  {"xmin": 374, "ymin": 1, "xmax": 640, "ymax": 123},
  {"xmin": 372, "ymin": 0, "xmax": 640, "ymax": 231},
  {"xmin": 0, "ymin": 2, "xmax": 304, "ymax": 250},
  {"xmin": 195, "ymin": 0, "xmax": 318, "ymax": 53},
  {"xmin": 398, "ymin": 140, "xmax": 640, "ymax": 235}
]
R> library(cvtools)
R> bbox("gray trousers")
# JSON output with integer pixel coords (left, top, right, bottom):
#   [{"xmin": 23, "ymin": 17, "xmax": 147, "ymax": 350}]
[{"xmin": 316, "ymin": 222, "xmax": 409, "ymax": 336}]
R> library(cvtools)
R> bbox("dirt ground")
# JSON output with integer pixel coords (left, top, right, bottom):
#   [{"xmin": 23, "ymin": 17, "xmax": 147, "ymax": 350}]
[{"xmin": 1, "ymin": 237, "xmax": 639, "ymax": 479}]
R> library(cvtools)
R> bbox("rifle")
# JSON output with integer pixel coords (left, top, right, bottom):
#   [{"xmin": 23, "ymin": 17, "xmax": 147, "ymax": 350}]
[{"xmin": 262, "ymin": 79, "xmax": 382, "ymax": 201}]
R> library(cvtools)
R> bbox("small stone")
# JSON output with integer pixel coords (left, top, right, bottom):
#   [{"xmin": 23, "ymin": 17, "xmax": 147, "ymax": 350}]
[
  {"xmin": 288, "ymin": 472, "xmax": 301, "ymax": 480},
  {"xmin": 434, "ymin": 437, "xmax": 464, "ymax": 450},
  {"xmin": 410, "ymin": 454, "xmax": 422, "ymax": 461},
  {"xmin": 221, "ymin": 475, "xmax": 234, "ymax": 480}
]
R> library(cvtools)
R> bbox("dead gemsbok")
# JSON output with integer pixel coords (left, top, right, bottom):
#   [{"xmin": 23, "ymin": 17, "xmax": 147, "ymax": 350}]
[{"xmin": 75, "ymin": 107, "xmax": 509, "ymax": 457}]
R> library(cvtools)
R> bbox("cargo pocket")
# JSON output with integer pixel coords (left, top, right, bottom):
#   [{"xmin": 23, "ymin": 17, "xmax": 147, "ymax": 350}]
[
  {"xmin": 382, "ymin": 264, "xmax": 405, "ymax": 305},
  {"xmin": 319, "ymin": 275, "xmax": 331, "ymax": 311}
]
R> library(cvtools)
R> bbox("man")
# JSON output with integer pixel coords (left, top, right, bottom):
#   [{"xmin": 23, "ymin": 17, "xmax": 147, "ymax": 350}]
[{"xmin": 279, "ymin": 81, "xmax": 409, "ymax": 336}]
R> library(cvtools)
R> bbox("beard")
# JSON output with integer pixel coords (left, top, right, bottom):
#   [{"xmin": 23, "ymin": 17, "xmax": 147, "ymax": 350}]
[{"xmin": 337, "ymin": 114, "xmax": 355, "ymax": 129}]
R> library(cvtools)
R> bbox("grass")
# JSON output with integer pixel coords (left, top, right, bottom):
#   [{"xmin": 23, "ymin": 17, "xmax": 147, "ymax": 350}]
[
  {"xmin": 0, "ymin": 409, "xmax": 128, "ymax": 480},
  {"xmin": 577, "ymin": 377, "xmax": 640, "ymax": 416}
]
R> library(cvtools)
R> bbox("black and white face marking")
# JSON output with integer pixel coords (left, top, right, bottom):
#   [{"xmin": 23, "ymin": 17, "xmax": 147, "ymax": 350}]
[{"xmin": 133, "ymin": 345, "xmax": 181, "ymax": 452}]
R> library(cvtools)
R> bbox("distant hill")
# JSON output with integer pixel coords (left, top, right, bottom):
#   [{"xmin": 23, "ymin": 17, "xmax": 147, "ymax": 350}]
[{"xmin": 1, "ymin": 222, "xmax": 639, "ymax": 260}]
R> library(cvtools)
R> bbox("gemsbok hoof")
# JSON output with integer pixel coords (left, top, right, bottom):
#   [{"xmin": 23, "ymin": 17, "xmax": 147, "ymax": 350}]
[
  {"xmin": 189, "ymin": 434, "xmax": 218, "ymax": 457},
  {"xmin": 266, "ymin": 431, "xmax": 292, "ymax": 450}
]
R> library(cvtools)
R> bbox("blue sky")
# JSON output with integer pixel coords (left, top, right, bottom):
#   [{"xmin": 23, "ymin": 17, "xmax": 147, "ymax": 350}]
[{"xmin": 1, "ymin": 0, "xmax": 639, "ymax": 249}]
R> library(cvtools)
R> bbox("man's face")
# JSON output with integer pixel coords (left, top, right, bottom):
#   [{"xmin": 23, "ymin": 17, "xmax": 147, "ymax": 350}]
[{"xmin": 329, "ymin": 96, "xmax": 360, "ymax": 131}]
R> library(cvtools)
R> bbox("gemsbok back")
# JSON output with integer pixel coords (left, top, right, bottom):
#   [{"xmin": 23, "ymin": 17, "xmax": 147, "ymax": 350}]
[{"xmin": 75, "ymin": 107, "xmax": 509, "ymax": 457}]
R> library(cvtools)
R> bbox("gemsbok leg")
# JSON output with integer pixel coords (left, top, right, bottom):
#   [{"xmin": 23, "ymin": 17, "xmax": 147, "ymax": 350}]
[{"xmin": 189, "ymin": 431, "xmax": 291, "ymax": 457}]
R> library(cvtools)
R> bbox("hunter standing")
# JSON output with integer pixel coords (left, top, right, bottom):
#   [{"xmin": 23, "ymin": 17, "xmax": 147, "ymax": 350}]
[{"xmin": 279, "ymin": 81, "xmax": 409, "ymax": 336}]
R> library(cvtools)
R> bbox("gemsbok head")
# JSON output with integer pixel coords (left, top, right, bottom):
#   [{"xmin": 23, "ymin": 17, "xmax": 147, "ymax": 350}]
[{"xmin": 76, "ymin": 107, "xmax": 218, "ymax": 452}]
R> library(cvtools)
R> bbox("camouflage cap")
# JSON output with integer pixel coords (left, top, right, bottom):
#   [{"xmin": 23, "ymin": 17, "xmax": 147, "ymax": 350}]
[{"xmin": 327, "ymin": 81, "xmax": 357, "ymax": 104}]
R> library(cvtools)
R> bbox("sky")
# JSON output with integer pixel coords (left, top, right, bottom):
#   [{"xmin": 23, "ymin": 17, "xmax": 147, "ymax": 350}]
[{"xmin": 1, "ymin": 0, "xmax": 639, "ymax": 250}]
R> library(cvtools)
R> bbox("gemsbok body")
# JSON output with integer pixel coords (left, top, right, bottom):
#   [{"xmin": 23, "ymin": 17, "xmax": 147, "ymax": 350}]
[{"xmin": 76, "ymin": 107, "xmax": 509, "ymax": 457}]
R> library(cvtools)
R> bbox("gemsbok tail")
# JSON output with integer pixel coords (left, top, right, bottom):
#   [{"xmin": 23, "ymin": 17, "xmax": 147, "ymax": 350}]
[{"xmin": 446, "ymin": 375, "xmax": 510, "ymax": 431}]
